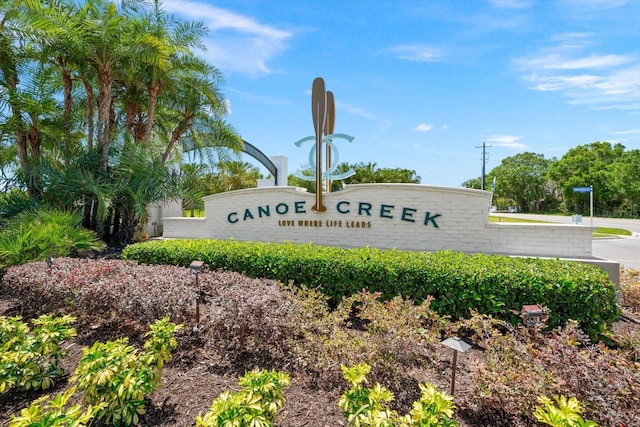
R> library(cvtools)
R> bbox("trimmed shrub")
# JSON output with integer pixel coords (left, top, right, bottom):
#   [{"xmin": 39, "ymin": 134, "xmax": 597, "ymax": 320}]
[{"xmin": 123, "ymin": 239, "xmax": 620, "ymax": 338}]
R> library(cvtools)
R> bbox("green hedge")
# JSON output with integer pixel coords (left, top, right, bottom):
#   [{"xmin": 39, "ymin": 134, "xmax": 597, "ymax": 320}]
[{"xmin": 122, "ymin": 239, "xmax": 620, "ymax": 338}]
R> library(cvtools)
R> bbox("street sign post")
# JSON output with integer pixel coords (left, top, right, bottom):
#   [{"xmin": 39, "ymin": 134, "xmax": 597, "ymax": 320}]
[{"xmin": 572, "ymin": 185, "xmax": 593, "ymax": 226}]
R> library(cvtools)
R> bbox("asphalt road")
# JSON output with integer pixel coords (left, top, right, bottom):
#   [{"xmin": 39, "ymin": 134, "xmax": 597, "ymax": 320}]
[{"xmin": 491, "ymin": 213, "xmax": 640, "ymax": 270}]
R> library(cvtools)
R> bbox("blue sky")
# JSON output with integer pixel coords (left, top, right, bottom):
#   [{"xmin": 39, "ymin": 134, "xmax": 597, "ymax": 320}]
[{"xmin": 163, "ymin": 0, "xmax": 640, "ymax": 187}]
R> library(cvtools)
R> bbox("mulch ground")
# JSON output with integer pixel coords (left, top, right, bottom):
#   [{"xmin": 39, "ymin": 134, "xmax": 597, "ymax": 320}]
[
  {"xmin": 1, "ymin": 268, "xmax": 638, "ymax": 426},
  {"xmin": 0, "ymin": 293, "xmax": 486, "ymax": 426}
]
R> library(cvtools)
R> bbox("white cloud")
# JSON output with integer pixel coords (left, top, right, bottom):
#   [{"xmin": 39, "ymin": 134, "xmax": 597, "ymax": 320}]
[
  {"xmin": 612, "ymin": 128, "xmax": 640, "ymax": 135},
  {"xmin": 521, "ymin": 53, "xmax": 631, "ymax": 70},
  {"xmin": 529, "ymin": 74, "xmax": 601, "ymax": 91},
  {"xmin": 336, "ymin": 101, "xmax": 381, "ymax": 122},
  {"xmin": 485, "ymin": 135, "xmax": 528, "ymax": 149},
  {"xmin": 414, "ymin": 123, "xmax": 433, "ymax": 132},
  {"xmin": 488, "ymin": 0, "xmax": 533, "ymax": 8},
  {"xmin": 226, "ymin": 88, "xmax": 292, "ymax": 107},
  {"xmin": 514, "ymin": 33, "xmax": 640, "ymax": 110},
  {"xmin": 548, "ymin": 33, "xmax": 593, "ymax": 51},
  {"xmin": 560, "ymin": 0, "xmax": 630, "ymax": 11},
  {"xmin": 222, "ymin": 99, "xmax": 231, "ymax": 114},
  {"xmin": 163, "ymin": 0, "xmax": 292, "ymax": 76},
  {"xmin": 441, "ymin": 124, "xmax": 449, "ymax": 130},
  {"xmin": 390, "ymin": 45, "xmax": 444, "ymax": 62}
]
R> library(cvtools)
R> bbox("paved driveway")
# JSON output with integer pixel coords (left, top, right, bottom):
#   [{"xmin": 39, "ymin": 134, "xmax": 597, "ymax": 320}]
[{"xmin": 491, "ymin": 213, "xmax": 640, "ymax": 271}]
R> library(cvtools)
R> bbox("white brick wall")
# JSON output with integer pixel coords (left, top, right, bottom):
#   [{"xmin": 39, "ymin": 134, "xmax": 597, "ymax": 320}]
[
  {"xmin": 147, "ymin": 200, "xmax": 183, "ymax": 237},
  {"xmin": 161, "ymin": 184, "xmax": 593, "ymax": 259}
]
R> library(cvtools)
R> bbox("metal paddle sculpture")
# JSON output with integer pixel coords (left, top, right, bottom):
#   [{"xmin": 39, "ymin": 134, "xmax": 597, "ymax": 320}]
[
  {"xmin": 294, "ymin": 78, "xmax": 355, "ymax": 210},
  {"xmin": 324, "ymin": 91, "xmax": 335, "ymax": 193},
  {"xmin": 311, "ymin": 77, "xmax": 327, "ymax": 211}
]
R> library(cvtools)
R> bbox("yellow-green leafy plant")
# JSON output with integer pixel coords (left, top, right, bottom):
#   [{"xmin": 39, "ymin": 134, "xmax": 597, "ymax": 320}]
[
  {"xmin": 338, "ymin": 363, "xmax": 459, "ymax": 426},
  {"xmin": 400, "ymin": 383, "xmax": 458, "ymax": 426},
  {"xmin": 338, "ymin": 363, "xmax": 396, "ymax": 426},
  {"xmin": 0, "ymin": 314, "xmax": 76, "ymax": 393},
  {"xmin": 533, "ymin": 395, "xmax": 598, "ymax": 427},
  {"xmin": 8, "ymin": 386, "xmax": 105, "ymax": 427},
  {"xmin": 195, "ymin": 369, "xmax": 290, "ymax": 427},
  {"xmin": 70, "ymin": 317, "xmax": 181, "ymax": 426}
]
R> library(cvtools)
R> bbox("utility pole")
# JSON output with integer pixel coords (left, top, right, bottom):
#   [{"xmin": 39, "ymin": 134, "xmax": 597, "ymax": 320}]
[{"xmin": 475, "ymin": 142, "xmax": 491, "ymax": 190}]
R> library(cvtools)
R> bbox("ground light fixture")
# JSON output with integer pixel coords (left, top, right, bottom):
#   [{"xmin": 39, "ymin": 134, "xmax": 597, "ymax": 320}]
[
  {"xmin": 190, "ymin": 260, "xmax": 205, "ymax": 323},
  {"xmin": 521, "ymin": 304, "xmax": 547, "ymax": 327},
  {"xmin": 46, "ymin": 256, "xmax": 54, "ymax": 269},
  {"xmin": 441, "ymin": 336, "xmax": 471, "ymax": 396}
]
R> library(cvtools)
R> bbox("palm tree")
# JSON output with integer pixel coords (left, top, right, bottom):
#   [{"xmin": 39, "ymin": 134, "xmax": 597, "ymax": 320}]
[
  {"xmin": 1, "ymin": 1, "xmax": 35, "ymax": 196},
  {"xmin": 109, "ymin": 144, "xmax": 180, "ymax": 244},
  {"xmin": 19, "ymin": 0, "xmax": 85, "ymax": 166},
  {"xmin": 213, "ymin": 161, "xmax": 260, "ymax": 192},
  {"xmin": 70, "ymin": 0, "xmax": 129, "ymax": 172},
  {"xmin": 155, "ymin": 59, "xmax": 242, "ymax": 166},
  {"xmin": 2, "ymin": 0, "xmax": 241, "ymax": 243},
  {"xmin": 124, "ymin": 0, "xmax": 208, "ymax": 145},
  {"xmin": 180, "ymin": 162, "xmax": 212, "ymax": 217},
  {"xmin": 1, "ymin": 3, "xmax": 72, "ymax": 199}
]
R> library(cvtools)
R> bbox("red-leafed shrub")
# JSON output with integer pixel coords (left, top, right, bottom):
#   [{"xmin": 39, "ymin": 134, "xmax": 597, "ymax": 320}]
[
  {"xmin": 1, "ymin": 258, "xmax": 300, "ymax": 370},
  {"xmin": 470, "ymin": 319, "xmax": 640, "ymax": 427},
  {"xmin": 536, "ymin": 322, "xmax": 640, "ymax": 427},
  {"xmin": 1, "ymin": 258, "xmax": 199, "ymax": 324},
  {"xmin": 199, "ymin": 272, "xmax": 298, "ymax": 369}
]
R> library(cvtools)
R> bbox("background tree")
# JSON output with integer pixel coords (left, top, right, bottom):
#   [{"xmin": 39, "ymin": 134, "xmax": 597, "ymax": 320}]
[
  {"xmin": 490, "ymin": 152, "xmax": 551, "ymax": 213},
  {"xmin": 339, "ymin": 162, "xmax": 420, "ymax": 185},
  {"xmin": 610, "ymin": 149, "xmax": 640, "ymax": 217},
  {"xmin": 180, "ymin": 162, "xmax": 215, "ymax": 217},
  {"xmin": 461, "ymin": 177, "xmax": 481, "ymax": 189},
  {"xmin": 287, "ymin": 168, "xmax": 315, "ymax": 193},
  {"xmin": 288, "ymin": 162, "xmax": 421, "ymax": 193},
  {"xmin": 547, "ymin": 142, "xmax": 624, "ymax": 215},
  {"xmin": 211, "ymin": 161, "xmax": 260, "ymax": 192}
]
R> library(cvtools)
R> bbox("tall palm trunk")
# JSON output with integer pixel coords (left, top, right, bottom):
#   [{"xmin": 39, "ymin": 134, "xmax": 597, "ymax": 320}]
[
  {"xmin": 80, "ymin": 74, "xmax": 95, "ymax": 150},
  {"xmin": 96, "ymin": 66, "xmax": 112, "ymax": 172},
  {"xmin": 143, "ymin": 81, "xmax": 162, "ymax": 143},
  {"xmin": 161, "ymin": 115, "xmax": 192, "ymax": 164},
  {"xmin": 60, "ymin": 59, "xmax": 73, "ymax": 166}
]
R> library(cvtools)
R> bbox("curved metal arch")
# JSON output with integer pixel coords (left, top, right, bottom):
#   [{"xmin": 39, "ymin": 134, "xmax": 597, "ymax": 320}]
[{"xmin": 241, "ymin": 140, "xmax": 278, "ymax": 185}]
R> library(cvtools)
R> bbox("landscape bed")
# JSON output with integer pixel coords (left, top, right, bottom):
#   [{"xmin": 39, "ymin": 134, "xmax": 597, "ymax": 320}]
[
  {"xmin": 122, "ymin": 239, "xmax": 620, "ymax": 338},
  {"xmin": 0, "ymin": 247, "xmax": 638, "ymax": 426}
]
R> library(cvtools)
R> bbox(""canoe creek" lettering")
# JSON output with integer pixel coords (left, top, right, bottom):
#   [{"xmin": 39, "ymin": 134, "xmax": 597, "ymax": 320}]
[{"xmin": 227, "ymin": 200, "xmax": 441, "ymax": 228}]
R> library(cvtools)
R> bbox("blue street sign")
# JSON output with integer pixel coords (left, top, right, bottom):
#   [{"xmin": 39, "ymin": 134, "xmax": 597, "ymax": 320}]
[{"xmin": 573, "ymin": 186, "xmax": 591, "ymax": 193}]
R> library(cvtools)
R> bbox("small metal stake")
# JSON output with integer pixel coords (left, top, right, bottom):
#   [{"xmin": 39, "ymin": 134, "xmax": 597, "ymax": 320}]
[{"xmin": 450, "ymin": 350, "xmax": 458, "ymax": 395}]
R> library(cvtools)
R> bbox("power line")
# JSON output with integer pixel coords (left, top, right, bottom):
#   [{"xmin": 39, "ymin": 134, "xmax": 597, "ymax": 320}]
[{"xmin": 475, "ymin": 142, "xmax": 491, "ymax": 190}]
